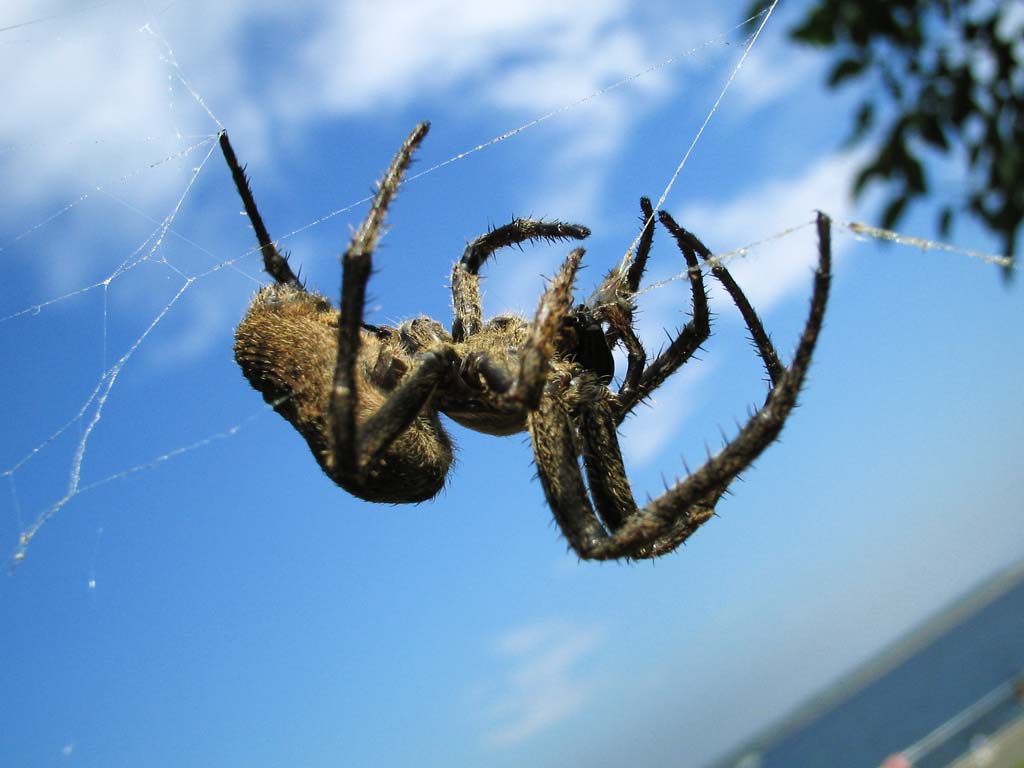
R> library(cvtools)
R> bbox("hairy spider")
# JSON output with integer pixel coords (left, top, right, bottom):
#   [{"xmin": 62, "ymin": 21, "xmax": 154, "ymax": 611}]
[{"xmin": 222, "ymin": 123, "xmax": 831, "ymax": 561}]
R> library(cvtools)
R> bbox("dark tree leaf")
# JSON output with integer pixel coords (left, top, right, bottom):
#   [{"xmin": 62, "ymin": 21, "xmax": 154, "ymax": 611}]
[
  {"xmin": 847, "ymin": 100, "xmax": 875, "ymax": 146},
  {"xmin": 916, "ymin": 115, "xmax": 949, "ymax": 151},
  {"xmin": 771, "ymin": 0, "xmax": 1023, "ymax": 274},
  {"xmin": 828, "ymin": 56, "xmax": 868, "ymax": 86},
  {"xmin": 882, "ymin": 195, "xmax": 910, "ymax": 231},
  {"xmin": 938, "ymin": 206, "xmax": 953, "ymax": 237}
]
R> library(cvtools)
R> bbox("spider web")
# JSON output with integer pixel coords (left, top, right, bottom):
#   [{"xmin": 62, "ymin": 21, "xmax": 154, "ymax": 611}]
[{"xmin": 0, "ymin": 0, "xmax": 1013, "ymax": 580}]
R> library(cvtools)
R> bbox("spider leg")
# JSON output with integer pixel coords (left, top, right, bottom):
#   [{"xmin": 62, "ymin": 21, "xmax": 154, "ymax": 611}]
[
  {"xmin": 614, "ymin": 210, "xmax": 712, "ymax": 420},
  {"xmin": 625, "ymin": 198, "xmax": 657, "ymax": 297},
  {"xmin": 511, "ymin": 247, "xmax": 585, "ymax": 410},
  {"xmin": 525, "ymin": 377, "xmax": 717, "ymax": 558},
  {"xmin": 597, "ymin": 197, "xmax": 655, "ymax": 402},
  {"xmin": 615, "ymin": 208, "xmax": 798, "ymax": 420},
  {"xmin": 529, "ymin": 392, "xmax": 608, "ymax": 554},
  {"xmin": 451, "ymin": 219, "xmax": 590, "ymax": 341},
  {"xmin": 614, "ymin": 325, "xmax": 648, "ymax": 413},
  {"xmin": 577, "ymin": 387, "xmax": 720, "ymax": 557},
  {"xmin": 329, "ymin": 123, "xmax": 453, "ymax": 491},
  {"xmin": 530, "ymin": 214, "xmax": 831, "ymax": 560},
  {"xmin": 529, "ymin": 376, "xmax": 708, "ymax": 559},
  {"xmin": 674, "ymin": 224, "xmax": 787, "ymax": 386},
  {"xmin": 600, "ymin": 197, "xmax": 657, "ymax": 350},
  {"xmin": 220, "ymin": 131, "xmax": 302, "ymax": 289}
]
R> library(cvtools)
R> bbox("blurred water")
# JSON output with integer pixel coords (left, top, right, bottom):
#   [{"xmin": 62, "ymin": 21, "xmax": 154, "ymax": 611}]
[{"xmin": 716, "ymin": 564, "xmax": 1024, "ymax": 768}]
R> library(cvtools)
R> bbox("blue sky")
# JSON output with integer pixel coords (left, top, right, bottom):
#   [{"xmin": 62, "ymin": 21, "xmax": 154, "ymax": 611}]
[{"xmin": 1, "ymin": 1, "xmax": 1022, "ymax": 766}]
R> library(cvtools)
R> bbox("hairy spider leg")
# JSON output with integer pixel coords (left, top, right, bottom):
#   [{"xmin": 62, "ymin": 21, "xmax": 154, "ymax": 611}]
[
  {"xmin": 624, "ymin": 198, "xmax": 657, "ymax": 302},
  {"xmin": 682, "ymin": 225, "xmax": 786, "ymax": 385},
  {"xmin": 451, "ymin": 219, "xmax": 590, "ymax": 342},
  {"xmin": 580, "ymin": 213, "xmax": 798, "ymax": 554},
  {"xmin": 612, "ymin": 210, "xmax": 714, "ymax": 421},
  {"xmin": 600, "ymin": 196, "xmax": 656, "ymax": 350},
  {"xmin": 529, "ymin": 213, "xmax": 832, "ymax": 560},
  {"xmin": 514, "ymin": 248, "xmax": 585, "ymax": 410},
  {"xmin": 579, "ymin": 210, "xmax": 721, "ymax": 539},
  {"xmin": 616, "ymin": 222, "xmax": 799, "ymax": 556},
  {"xmin": 606, "ymin": 197, "xmax": 657, "ymax": 400},
  {"xmin": 219, "ymin": 131, "xmax": 303, "ymax": 289},
  {"xmin": 327, "ymin": 123, "xmax": 458, "ymax": 490},
  {"xmin": 573, "ymin": 384, "xmax": 719, "ymax": 552}
]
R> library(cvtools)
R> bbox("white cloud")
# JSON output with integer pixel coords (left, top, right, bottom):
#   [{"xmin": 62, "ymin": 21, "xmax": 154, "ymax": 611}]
[
  {"xmin": 1, "ymin": 7, "xmax": 195, "ymax": 204},
  {"xmin": 675, "ymin": 148, "xmax": 866, "ymax": 313},
  {"xmin": 291, "ymin": 0, "xmax": 678, "ymax": 228},
  {"xmin": 294, "ymin": 0, "xmax": 639, "ymax": 114},
  {"xmin": 479, "ymin": 620, "xmax": 602, "ymax": 747},
  {"xmin": 725, "ymin": 28, "xmax": 821, "ymax": 117}
]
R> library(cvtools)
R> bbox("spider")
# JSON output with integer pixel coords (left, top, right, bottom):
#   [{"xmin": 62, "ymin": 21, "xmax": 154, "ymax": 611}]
[{"xmin": 221, "ymin": 122, "xmax": 831, "ymax": 561}]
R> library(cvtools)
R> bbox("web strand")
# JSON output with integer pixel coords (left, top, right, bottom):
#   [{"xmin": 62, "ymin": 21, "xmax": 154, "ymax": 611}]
[
  {"xmin": 838, "ymin": 219, "xmax": 1013, "ymax": 269},
  {"xmin": 610, "ymin": 0, "xmax": 780, "ymax": 284},
  {"xmin": 0, "ymin": 137, "xmax": 215, "ymax": 259},
  {"xmin": 5, "ymin": 139, "xmax": 221, "ymax": 567},
  {"xmin": 140, "ymin": 23, "xmax": 223, "ymax": 131},
  {"xmin": 635, "ymin": 217, "xmax": 1015, "ymax": 297}
]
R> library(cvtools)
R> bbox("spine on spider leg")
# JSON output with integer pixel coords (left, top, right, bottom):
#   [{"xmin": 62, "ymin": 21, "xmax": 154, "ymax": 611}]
[
  {"xmin": 626, "ymin": 197, "xmax": 656, "ymax": 291},
  {"xmin": 787, "ymin": 212, "xmax": 832, "ymax": 378},
  {"xmin": 682, "ymin": 222, "xmax": 786, "ymax": 385},
  {"xmin": 218, "ymin": 131, "xmax": 301, "ymax": 289},
  {"xmin": 350, "ymin": 122, "xmax": 431, "ymax": 260}
]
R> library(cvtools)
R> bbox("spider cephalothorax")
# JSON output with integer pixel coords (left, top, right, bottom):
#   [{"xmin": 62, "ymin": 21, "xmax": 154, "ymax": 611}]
[{"xmin": 224, "ymin": 123, "xmax": 831, "ymax": 560}]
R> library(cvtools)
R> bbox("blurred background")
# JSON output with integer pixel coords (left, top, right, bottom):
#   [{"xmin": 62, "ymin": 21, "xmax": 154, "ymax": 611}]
[{"xmin": 1, "ymin": 1, "xmax": 1021, "ymax": 766}]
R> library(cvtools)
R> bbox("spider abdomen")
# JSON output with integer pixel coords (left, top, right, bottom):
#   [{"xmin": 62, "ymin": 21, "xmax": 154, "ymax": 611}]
[
  {"xmin": 235, "ymin": 285, "xmax": 454, "ymax": 503},
  {"xmin": 234, "ymin": 285, "xmax": 339, "ymax": 452}
]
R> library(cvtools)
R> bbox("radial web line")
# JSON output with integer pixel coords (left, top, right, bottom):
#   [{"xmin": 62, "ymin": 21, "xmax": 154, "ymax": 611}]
[
  {"xmin": 11, "ymin": 278, "xmax": 195, "ymax": 566},
  {"xmin": 77, "ymin": 409, "xmax": 271, "ymax": 496},
  {"xmin": 7, "ymin": 140, "xmax": 222, "ymax": 566},
  {"xmin": 140, "ymin": 23, "xmax": 223, "ymax": 130},
  {"xmin": 0, "ymin": 136, "xmax": 215, "ymax": 259}
]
